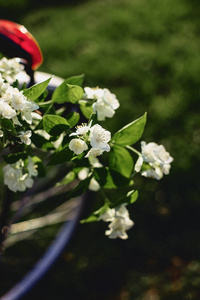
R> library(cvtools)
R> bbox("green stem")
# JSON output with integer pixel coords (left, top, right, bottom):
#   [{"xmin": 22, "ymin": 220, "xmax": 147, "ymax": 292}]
[
  {"xmin": 126, "ymin": 145, "xmax": 141, "ymax": 156},
  {"xmin": 99, "ymin": 188, "xmax": 110, "ymax": 205}
]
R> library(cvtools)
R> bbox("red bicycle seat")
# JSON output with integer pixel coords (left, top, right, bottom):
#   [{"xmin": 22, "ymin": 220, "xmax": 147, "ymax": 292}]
[{"xmin": 0, "ymin": 19, "xmax": 43, "ymax": 70}]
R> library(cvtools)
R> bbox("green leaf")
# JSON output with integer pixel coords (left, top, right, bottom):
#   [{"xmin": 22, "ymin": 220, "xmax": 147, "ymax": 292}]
[
  {"xmin": 3, "ymin": 152, "xmax": 27, "ymax": 164},
  {"xmin": 23, "ymin": 77, "xmax": 52, "ymax": 101},
  {"xmin": 43, "ymin": 114, "xmax": 69, "ymax": 136},
  {"xmin": 81, "ymin": 203, "xmax": 110, "ymax": 224},
  {"xmin": 81, "ymin": 214, "xmax": 99, "ymax": 223},
  {"xmin": 52, "ymin": 74, "xmax": 84, "ymax": 104},
  {"xmin": 109, "ymin": 170, "xmax": 133, "ymax": 188},
  {"xmin": 79, "ymin": 100, "xmax": 94, "ymax": 119},
  {"xmin": 56, "ymin": 171, "xmax": 76, "ymax": 186},
  {"xmin": 52, "ymin": 80, "xmax": 69, "ymax": 103},
  {"xmin": 1, "ymin": 118, "xmax": 16, "ymax": 134},
  {"xmin": 94, "ymin": 167, "xmax": 131, "ymax": 189},
  {"xmin": 66, "ymin": 176, "xmax": 91, "ymax": 200},
  {"xmin": 67, "ymin": 84, "xmax": 84, "ymax": 104},
  {"xmin": 127, "ymin": 190, "xmax": 138, "ymax": 204},
  {"xmin": 94, "ymin": 167, "xmax": 116, "ymax": 189},
  {"xmin": 89, "ymin": 113, "xmax": 98, "ymax": 125},
  {"xmin": 104, "ymin": 189, "xmax": 138, "ymax": 208},
  {"xmin": 65, "ymin": 74, "xmax": 85, "ymax": 86},
  {"xmin": 112, "ymin": 113, "xmax": 147, "ymax": 146},
  {"xmin": 65, "ymin": 112, "xmax": 80, "ymax": 128},
  {"xmin": 109, "ymin": 145, "xmax": 134, "ymax": 178},
  {"xmin": 47, "ymin": 146, "xmax": 73, "ymax": 165},
  {"xmin": 31, "ymin": 132, "xmax": 54, "ymax": 150}
]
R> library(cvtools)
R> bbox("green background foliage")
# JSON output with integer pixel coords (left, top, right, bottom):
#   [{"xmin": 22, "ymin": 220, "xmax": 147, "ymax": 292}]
[{"xmin": 0, "ymin": 0, "xmax": 200, "ymax": 299}]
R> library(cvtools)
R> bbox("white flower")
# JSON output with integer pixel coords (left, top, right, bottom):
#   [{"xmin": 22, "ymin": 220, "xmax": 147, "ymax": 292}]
[
  {"xmin": 12, "ymin": 116, "xmax": 22, "ymax": 126},
  {"xmin": 3, "ymin": 165, "xmax": 29, "ymax": 192},
  {"xmin": 78, "ymin": 168, "xmax": 89, "ymax": 180},
  {"xmin": 69, "ymin": 123, "xmax": 90, "ymax": 137},
  {"xmin": 3, "ymin": 158, "xmax": 37, "ymax": 192},
  {"xmin": 84, "ymin": 87, "xmax": 120, "ymax": 121},
  {"xmin": 134, "ymin": 155, "xmax": 143, "ymax": 172},
  {"xmin": 69, "ymin": 123, "xmax": 111, "ymax": 158},
  {"xmin": 20, "ymin": 100, "xmax": 39, "ymax": 124},
  {"xmin": 23, "ymin": 100, "xmax": 39, "ymax": 112},
  {"xmin": 10, "ymin": 88, "xmax": 27, "ymax": 110},
  {"xmin": 141, "ymin": 142, "xmax": 173, "ymax": 165},
  {"xmin": 0, "ymin": 80, "xmax": 39, "ymax": 125},
  {"xmin": 102, "ymin": 88, "xmax": 120, "ymax": 110},
  {"xmin": 0, "ymin": 74, "xmax": 5, "ymax": 90},
  {"xmin": 0, "ymin": 129, "xmax": 3, "ymax": 137},
  {"xmin": 141, "ymin": 167, "xmax": 163, "ymax": 180},
  {"xmin": 69, "ymin": 138, "xmax": 88, "ymax": 155},
  {"xmin": 92, "ymin": 99, "xmax": 115, "ymax": 121},
  {"xmin": 105, "ymin": 216, "xmax": 133, "ymax": 240},
  {"xmin": 21, "ymin": 109, "xmax": 32, "ymax": 124},
  {"xmin": 0, "ymin": 57, "xmax": 24, "ymax": 83},
  {"xmin": 140, "ymin": 141, "xmax": 173, "ymax": 180},
  {"xmin": 0, "ymin": 74, "xmax": 10, "ymax": 94},
  {"xmin": 21, "ymin": 108, "xmax": 38, "ymax": 124},
  {"xmin": 0, "ymin": 101, "xmax": 16, "ymax": 119},
  {"xmin": 99, "ymin": 204, "xmax": 134, "ymax": 240},
  {"xmin": 3, "ymin": 164, "xmax": 20, "ymax": 192},
  {"xmin": 98, "ymin": 208, "xmax": 115, "ymax": 222},
  {"xmin": 88, "ymin": 156, "xmax": 103, "ymax": 168},
  {"xmin": 90, "ymin": 124, "xmax": 111, "ymax": 152},
  {"xmin": 16, "ymin": 173, "xmax": 34, "ymax": 192},
  {"xmin": 84, "ymin": 87, "xmax": 104, "ymax": 100},
  {"xmin": 89, "ymin": 178, "xmax": 100, "ymax": 191},
  {"xmin": 85, "ymin": 147, "xmax": 103, "ymax": 158},
  {"xmin": 18, "ymin": 131, "xmax": 32, "ymax": 145}
]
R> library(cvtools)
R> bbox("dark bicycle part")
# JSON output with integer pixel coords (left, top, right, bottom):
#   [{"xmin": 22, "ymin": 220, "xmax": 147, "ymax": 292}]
[
  {"xmin": 0, "ymin": 193, "xmax": 87, "ymax": 300},
  {"xmin": 0, "ymin": 19, "xmax": 43, "ymax": 86},
  {"xmin": 0, "ymin": 20, "xmax": 43, "ymax": 70}
]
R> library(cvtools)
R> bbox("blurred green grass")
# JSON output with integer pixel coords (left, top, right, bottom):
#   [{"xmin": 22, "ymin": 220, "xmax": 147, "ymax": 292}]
[{"xmin": 1, "ymin": 0, "xmax": 200, "ymax": 299}]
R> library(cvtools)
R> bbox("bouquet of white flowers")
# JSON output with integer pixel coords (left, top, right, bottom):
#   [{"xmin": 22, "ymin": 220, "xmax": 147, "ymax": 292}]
[
  {"xmin": 0, "ymin": 21, "xmax": 173, "ymax": 252},
  {"xmin": 0, "ymin": 56, "xmax": 173, "ymax": 243}
]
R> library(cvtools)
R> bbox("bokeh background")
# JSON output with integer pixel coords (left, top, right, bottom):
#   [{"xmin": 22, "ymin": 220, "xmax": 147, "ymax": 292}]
[{"xmin": 0, "ymin": 0, "xmax": 200, "ymax": 299}]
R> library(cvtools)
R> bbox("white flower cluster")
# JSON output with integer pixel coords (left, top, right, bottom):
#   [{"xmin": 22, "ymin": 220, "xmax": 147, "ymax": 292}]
[
  {"xmin": 84, "ymin": 87, "xmax": 120, "ymax": 121},
  {"xmin": 69, "ymin": 123, "xmax": 111, "ymax": 158},
  {"xmin": 99, "ymin": 204, "xmax": 134, "ymax": 239},
  {"xmin": 0, "ymin": 73, "xmax": 38, "ymax": 126},
  {"xmin": 3, "ymin": 156, "xmax": 38, "ymax": 192},
  {"xmin": 135, "ymin": 141, "xmax": 174, "ymax": 180},
  {"xmin": 0, "ymin": 57, "xmax": 24, "ymax": 83}
]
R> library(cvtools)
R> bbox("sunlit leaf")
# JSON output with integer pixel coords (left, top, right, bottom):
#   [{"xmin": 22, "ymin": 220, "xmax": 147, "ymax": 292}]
[
  {"xmin": 79, "ymin": 100, "xmax": 94, "ymax": 119},
  {"xmin": 67, "ymin": 84, "xmax": 84, "ymax": 104},
  {"xmin": 43, "ymin": 114, "xmax": 69, "ymax": 136},
  {"xmin": 126, "ymin": 190, "xmax": 138, "ymax": 204},
  {"xmin": 23, "ymin": 77, "xmax": 52, "ymax": 101},
  {"xmin": 65, "ymin": 112, "xmax": 80, "ymax": 128},
  {"xmin": 52, "ymin": 74, "xmax": 84, "ymax": 103},
  {"xmin": 112, "ymin": 113, "xmax": 147, "ymax": 146}
]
